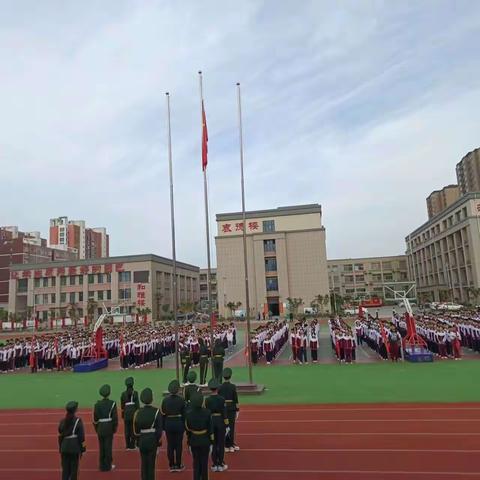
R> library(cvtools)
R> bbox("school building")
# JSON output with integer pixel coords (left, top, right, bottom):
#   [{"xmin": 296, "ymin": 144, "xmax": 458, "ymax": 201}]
[
  {"xmin": 215, "ymin": 204, "xmax": 330, "ymax": 318},
  {"xmin": 8, "ymin": 254, "xmax": 200, "ymax": 322}
]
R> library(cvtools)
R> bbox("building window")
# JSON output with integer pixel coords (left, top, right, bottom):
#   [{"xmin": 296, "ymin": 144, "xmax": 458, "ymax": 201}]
[
  {"xmin": 356, "ymin": 275, "xmax": 365, "ymax": 282},
  {"xmin": 119, "ymin": 271, "xmax": 131, "ymax": 283},
  {"xmin": 70, "ymin": 276, "xmax": 76, "ymax": 286},
  {"xmin": 69, "ymin": 292, "xmax": 76, "ymax": 304},
  {"xmin": 97, "ymin": 273, "xmax": 104, "ymax": 284},
  {"xmin": 343, "ymin": 265, "xmax": 353, "ymax": 272},
  {"xmin": 35, "ymin": 294, "xmax": 42, "ymax": 305},
  {"xmin": 265, "ymin": 258, "xmax": 277, "ymax": 272},
  {"xmin": 88, "ymin": 274, "xmax": 95, "ymax": 284},
  {"xmin": 42, "ymin": 278, "xmax": 48, "ymax": 287},
  {"xmin": 119, "ymin": 288, "xmax": 131, "ymax": 300},
  {"xmin": 79, "ymin": 292, "xmax": 83, "ymax": 302},
  {"xmin": 354, "ymin": 264, "xmax": 364, "ymax": 271},
  {"xmin": 383, "ymin": 262, "xmax": 392, "ymax": 270},
  {"xmin": 266, "ymin": 277, "xmax": 279, "ymax": 291},
  {"xmin": 384, "ymin": 273, "xmax": 393, "ymax": 281},
  {"xmin": 264, "ymin": 239, "xmax": 276, "ymax": 252},
  {"xmin": 51, "ymin": 277, "xmax": 56, "ymax": 287},
  {"xmin": 98, "ymin": 290, "xmax": 104, "ymax": 301},
  {"xmin": 60, "ymin": 276, "xmax": 67, "ymax": 286},
  {"xmin": 134, "ymin": 271, "xmax": 150, "ymax": 283},
  {"xmin": 262, "ymin": 220, "xmax": 275, "ymax": 233},
  {"xmin": 51, "ymin": 293, "xmax": 56, "ymax": 304},
  {"xmin": 60, "ymin": 293, "xmax": 67, "ymax": 303},
  {"xmin": 106, "ymin": 273, "xmax": 111, "ymax": 283},
  {"xmin": 106, "ymin": 290, "xmax": 111, "ymax": 300},
  {"xmin": 34, "ymin": 278, "xmax": 40, "ymax": 288}
]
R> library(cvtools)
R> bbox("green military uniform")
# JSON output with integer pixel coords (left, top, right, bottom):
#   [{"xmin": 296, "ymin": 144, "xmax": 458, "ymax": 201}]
[
  {"xmin": 180, "ymin": 346, "xmax": 192, "ymax": 384},
  {"xmin": 205, "ymin": 379, "xmax": 229, "ymax": 472},
  {"xmin": 134, "ymin": 388, "xmax": 163, "ymax": 480},
  {"xmin": 93, "ymin": 384, "xmax": 118, "ymax": 472},
  {"xmin": 58, "ymin": 401, "xmax": 86, "ymax": 480},
  {"xmin": 199, "ymin": 339, "xmax": 209, "ymax": 386},
  {"xmin": 161, "ymin": 380, "xmax": 186, "ymax": 472},
  {"xmin": 185, "ymin": 393, "xmax": 213, "ymax": 480},
  {"xmin": 212, "ymin": 340, "xmax": 225, "ymax": 383},
  {"xmin": 183, "ymin": 371, "xmax": 200, "ymax": 407},
  {"xmin": 121, "ymin": 377, "xmax": 140, "ymax": 450},
  {"xmin": 218, "ymin": 368, "xmax": 240, "ymax": 452}
]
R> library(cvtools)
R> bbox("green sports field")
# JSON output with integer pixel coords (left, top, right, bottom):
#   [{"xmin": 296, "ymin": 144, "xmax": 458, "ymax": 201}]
[{"xmin": 1, "ymin": 360, "xmax": 480, "ymax": 409}]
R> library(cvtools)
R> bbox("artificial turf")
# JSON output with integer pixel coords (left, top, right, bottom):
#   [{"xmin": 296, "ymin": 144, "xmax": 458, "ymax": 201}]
[{"xmin": 1, "ymin": 360, "xmax": 480, "ymax": 409}]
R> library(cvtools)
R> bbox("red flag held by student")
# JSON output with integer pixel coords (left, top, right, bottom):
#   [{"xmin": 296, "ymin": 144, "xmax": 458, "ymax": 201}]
[{"xmin": 201, "ymin": 101, "xmax": 208, "ymax": 171}]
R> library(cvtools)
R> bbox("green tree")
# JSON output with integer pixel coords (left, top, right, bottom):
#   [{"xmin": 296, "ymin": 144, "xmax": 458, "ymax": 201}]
[
  {"xmin": 467, "ymin": 287, "xmax": 480, "ymax": 305},
  {"xmin": 67, "ymin": 302, "xmax": 78, "ymax": 322},
  {"xmin": 286, "ymin": 297, "xmax": 303, "ymax": 319}
]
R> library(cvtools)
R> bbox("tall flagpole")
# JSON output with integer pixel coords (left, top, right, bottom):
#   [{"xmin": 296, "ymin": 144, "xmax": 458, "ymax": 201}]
[
  {"xmin": 236, "ymin": 82, "xmax": 253, "ymax": 384},
  {"xmin": 166, "ymin": 92, "xmax": 180, "ymax": 381},
  {"xmin": 198, "ymin": 71, "xmax": 215, "ymax": 366}
]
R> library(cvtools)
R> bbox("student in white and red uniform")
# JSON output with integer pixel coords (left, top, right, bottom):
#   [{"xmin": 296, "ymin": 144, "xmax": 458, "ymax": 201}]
[
  {"xmin": 290, "ymin": 328, "xmax": 298, "ymax": 364},
  {"xmin": 309, "ymin": 330, "xmax": 318, "ymax": 363},
  {"xmin": 264, "ymin": 336, "xmax": 273, "ymax": 364}
]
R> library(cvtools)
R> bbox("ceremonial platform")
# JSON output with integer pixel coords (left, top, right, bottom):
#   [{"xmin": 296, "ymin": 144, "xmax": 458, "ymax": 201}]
[
  {"xmin": 405, "ymin": 347, "xmax": 434, "ymax": 363},
  {"xmin": 73, "ymin": 358, "xmax": 109, "ymax": 373}
]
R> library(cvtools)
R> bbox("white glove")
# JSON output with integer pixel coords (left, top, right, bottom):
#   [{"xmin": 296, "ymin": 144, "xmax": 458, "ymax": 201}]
[
  {"xmin": 236, "ymin": 411, "xmax": 239, "ymax": 420},
  {"xmin": 209, "ymin": 445, "xmax": 213, "ymax": 455},
  {"xmin": 225, "ymin": 427, "xmax": 231, "ymax": 436}
]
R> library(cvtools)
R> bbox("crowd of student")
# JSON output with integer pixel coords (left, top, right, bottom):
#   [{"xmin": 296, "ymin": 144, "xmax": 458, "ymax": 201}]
[
  {"xmin": 355, "ymin": 317, "xmax": 402, "ymax": 361},
  {"xmin": 328, "ymin": 317, "xmax": 357, "ymax": 363},
  {"xmin": 250, "ymin": 320, "xmax": 289, "ymax": 364},
  {"xmin": 289, "ymin": 319, "xmax": 319, "ymax": 364}
]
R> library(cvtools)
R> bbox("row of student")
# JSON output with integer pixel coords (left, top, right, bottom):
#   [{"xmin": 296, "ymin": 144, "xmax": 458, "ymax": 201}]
[
  {"xmin": 355, "ymin": 317, "xmax": 402, "ymax": 361},
  {"xmin": 289, "ymin": 319, "xmax": 320, "ymax": 364},
  {"xmin": 59, "ymin": 368, "xmax": 240, "ymax": 480},
  {"xmin": 250, "ymin": 320, "xmax": 289, "ymax": 364},
  {"xmin": 329, "ymin": 317, "xmax": 357, "ymax": 363}
]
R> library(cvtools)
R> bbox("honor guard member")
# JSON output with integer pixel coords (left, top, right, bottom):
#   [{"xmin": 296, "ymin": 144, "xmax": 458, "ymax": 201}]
[
  {"xmin": 93, "ymin": 384, "xmax": 118, "ymax": 472},
  {"xmin": 212, "ymin": 339, "xmax": 225, "ymax": 383},
  {"xmin": 161, "ymin": 379, "xmax": 186, "ymax": 472},
  {"xmin": 205, "ymin": 378, "xmax": 229, "ymax": 472},
  {"xmin": 180, "ymin": 344, "xmax": 192, "ymax": 384},
  {"xmin": 134, "ymin": 388, "xmax": 163, "ymax": 480},
  {"xmin": 58, "ymin": 401, "xmax": 86, "ymax": 480},
  {"xmin": 121, "ymin": 377, "xmax": 140, "ymax": 450},
  {"xmin": 184, "ymin": 370, "xmax": 200, "ymax": 406},
  {"xmin": 185, "ymin": 393, "xmax": 213, "ymax": 480},
  {"xmin": 198, "ymin": 338, "xmax": 209, "ymax": 386},
  {"xmin": 218, "ymin": 368, "xmax": 240, "ymax": 452}
]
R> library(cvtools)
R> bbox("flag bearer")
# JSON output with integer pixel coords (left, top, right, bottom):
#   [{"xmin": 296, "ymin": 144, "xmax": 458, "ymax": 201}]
[
  {"xmin": 205, "ymin": 379, "xmax": 229, "ymax": 472},
  {"xmin": 134, "ymin": 388, "xmax": 163, "ymax": 480},
  {"xmin": 218, "ymin": 368, "xmax": 240, "ymax": 453},
  {"xmin": 161, "ymin": 379, "xmax": 186, "ymax": 472},
  {"xmin": 120, "ymin": 377, "xmax": 140, "ymax": 450},
  {"xmin": 93, "ymin": 384, "xmax": 118, "ymax": 472},
  {"xmin": 185, "ymin": 393, "xmax": 213, "ymax": 480},
  {"xmin": 58, "ymin": 401, "xmax": 86, "ymax": 480}
]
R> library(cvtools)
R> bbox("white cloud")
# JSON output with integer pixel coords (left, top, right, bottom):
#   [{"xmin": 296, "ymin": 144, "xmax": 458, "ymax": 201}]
[{"xmin": 0, "ymin": 0, "xmax": 479, "ymax": 266}]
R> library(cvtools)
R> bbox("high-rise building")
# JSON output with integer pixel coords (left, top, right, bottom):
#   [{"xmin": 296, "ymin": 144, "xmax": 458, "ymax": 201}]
[
  {"xmin": 0, "ymin": 226, "xmax": 76, "ymax": 309},
  {"xmin": 426, "ymin": 185, "xmax": 460, "ymax": 219},
  {"xmin": 406, "ymin": 193, "xmax": 480, "ymax": 304},
  {"xmin": 49, "ymin": 217, "xmax": 109, "ymax": 259},
  {"xmin": 456, "ymin": 147, "xmax": 480, "ymax": 195},
  {"xmin": 215, "ymin": 204, "xmax": 329, "ymax": 318}
]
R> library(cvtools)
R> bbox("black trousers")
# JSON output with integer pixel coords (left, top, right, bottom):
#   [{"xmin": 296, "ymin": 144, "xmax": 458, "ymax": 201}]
[
  {"xmin": 211, "ymin": 423, "xmax": 225, "ymax": 466},
  {"xmin": 61, "ymin": 453, "xmax": 79, "ymax": 480},
  {"xmin": 311, "ymin": 349, "xmax": 318, "ymax": 361},
  {"xmin": 192, "ymin": 445, "xmax": 209, "ymax": 480},
  {"xmin": 225, "ymin": 411, "xmax": 236, "ymax": 448},
  {"xmin": 166, "ymin": 431, "xmax": 184, "ymax": 468},
  {"xmin": 140, "ymin": 448, "xmax": 157, "ymax": 480},
  {"xmin": 213, "ymin": 359, "xmax": 223, "ymax": 382},
  {"xmin": 124, "ymin": 417, "xmax": 135, "ymax": 449},
  {"xmin": 182, "ymin": 361, "xmax": 191, "ymax": 383},
  {"xmin": 97, "ymin": 435, "xmax": 113, "ymax": 471},
  {"xmin": 199, "ymin": 358, "xmax": 208, "ymax": 384}
]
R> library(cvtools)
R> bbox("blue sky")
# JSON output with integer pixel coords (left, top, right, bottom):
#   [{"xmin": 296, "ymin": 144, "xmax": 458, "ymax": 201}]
[{"xmin": 1, "ymin": 1, "xmax": 479, "ymax": 266}]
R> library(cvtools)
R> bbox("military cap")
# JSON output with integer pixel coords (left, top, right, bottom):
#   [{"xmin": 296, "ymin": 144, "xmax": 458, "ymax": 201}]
[
  {"xmin": 223, "ymin": 368, "xmax": 232, "ymax": 379},
  {"xmin": 168, "ymin": 380, "xmax": 180, "ymax": 394},
  {"xmin": 125, "ymin": 377, "xmax": 134, "ymax": 387},
  {"xmin": 190, "ymin": 393, "xmax": 203, "ymax": 409},
  {"xmin": 140, "ymin": 388, "xmax": 153, "ymax": 405},
  {"xmin": 187, "ymin": 371, "xmax": 197, "ymax": 383},
  {"xmin": 65, "ymin": 401, "xmax": 78, "ymax": 414},
  {"xmin": 208, "ymin": 378, "xmax": 219, "ymax": 390},
  {"xmin": 99, "ymin": 384, "xmax": 111, "ymax": 398}
]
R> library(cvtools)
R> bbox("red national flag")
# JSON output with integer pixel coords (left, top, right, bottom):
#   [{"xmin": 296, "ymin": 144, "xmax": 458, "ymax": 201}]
[{"xmin": 202, "ymin": 101, "xmax": 208, "ymax": 171}]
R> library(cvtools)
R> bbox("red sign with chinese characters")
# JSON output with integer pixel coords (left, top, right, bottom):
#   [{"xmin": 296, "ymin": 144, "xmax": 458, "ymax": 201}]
[
  {"xmin": 222, "ymin": 221, "xmax": 259, "ymax": 233},
  {"xmin": 45, "ymin": 268, "xmax": 54, "ymax": 277},
  {"xmin": 34, "ymin": 270, "xmax": 42, "ymax": 279},
  {"xmin": 91, "ymin": 265, "xmax": 101, "ymax": 274},
  {"xmin": 235, "ymin": 222, "xmax": 244, "ymax": 231},
  {"xmin": 115, "ymin": 263, "xmax": 124, "ymax": 272},
  {"xmin": 104, "ymin": 264, "xmax": 113, "ymax": 273},
  {"xmin": 68, "ymin": 266, "xmax": 77, "ymax": 276},
  {"xmin": 57, "ymin": 267, "xmax": 65, "ymax": 276},
  {"xmin": 136, "ymin": 283, "xmax": 146, "ymax": 306},
  {"xmin": 22, "ymin": 270, "xmax": 32, "ymax": 279},
  {"xmin": 10, "ymin": 271, "xmax": 19, "ymax": 280},
  {"xmin": 80, "ymin": 265, "xmax": 89, "ymax": 274}
]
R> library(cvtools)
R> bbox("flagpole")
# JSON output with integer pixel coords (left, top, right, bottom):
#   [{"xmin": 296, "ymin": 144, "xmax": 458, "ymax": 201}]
[
  {"xmin": 166, "ymin": 92, "xmax": 180, "ymax": 381},
  {"xmin": 198, "ymin": 71, "xmax": 215, "ymax": 370},
  {"xmin": 236, "ymin": 82, "xmax": 253, "ymax": 385}
]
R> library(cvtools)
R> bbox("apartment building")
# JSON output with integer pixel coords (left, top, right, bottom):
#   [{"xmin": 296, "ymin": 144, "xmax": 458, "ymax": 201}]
[
  {"xmin": 426, "ymin": 185, "xmax": 460, "ymax": 219},
  {"xmin": 456, "ymin": 147, "xmax": 480, "ymax": 195}
]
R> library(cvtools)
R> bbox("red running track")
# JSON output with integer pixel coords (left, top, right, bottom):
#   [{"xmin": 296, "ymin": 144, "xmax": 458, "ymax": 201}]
[{"xmin": 0, "ymin": 403, "xmax": 480, "ymax": 480}]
